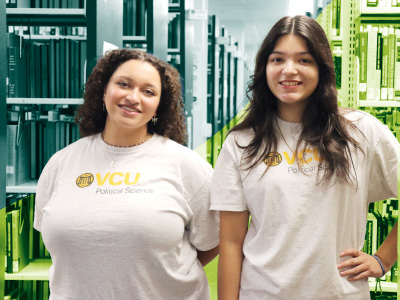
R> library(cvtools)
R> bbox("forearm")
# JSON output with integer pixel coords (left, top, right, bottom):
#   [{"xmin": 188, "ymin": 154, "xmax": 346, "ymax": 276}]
[
  {"xmin": 218, "ymin": 241, "xmax": 244, "ymax": 300},
  {"xmin": 374, "ymin": 222, "xmax": 397, "ymax": 273},
  {"xmin": 197, "ymin": 245, "xmax": 219, "ymax": 266}
]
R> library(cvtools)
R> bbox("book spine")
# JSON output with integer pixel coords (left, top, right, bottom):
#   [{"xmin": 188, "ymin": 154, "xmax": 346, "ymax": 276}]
[
  {"xmin": 331, "ymin": 0, "xmax": 337, "ymax": 37},
  {"xmin": 336, "ymin": 0, "xmax": 341, "ymax": 37},
  {"xmin": 388, "ymin": 29, "xmax": 396, "ymax": 100},
  {"xmin": 6, "ymin": 212, "xmax": 13, "ymax": 273},
  {"xmin": 395, "ymin": 30, "xmax": 400, "ymax": 101},
  {"xmin": 11, "ymin": 210, "xmax": 19, "ymax": 273},
  {"xmin": 41, "ymin": 44, "xmax": 49, "ymax": 98},
  {"xmin": 367, "ymin": 26, "xmax": 377, "ymax": 100},
  {"xmin": 49, "ymin": 39, "xmax": 56, "ymax": 98},
  {"xmin": 376, "ymin": 30, "xmax": 383, "ymax": 100},
  {"xmin": 8, "ymin": 45, "xmax": 17, "ymax": 98},
  {"xmin": 359, "ymin": 31, "xmax": 368, "ymax": 100},
  {"xmin": 381, "ymin": 27, "xmax": 389, "ymax": 100}
]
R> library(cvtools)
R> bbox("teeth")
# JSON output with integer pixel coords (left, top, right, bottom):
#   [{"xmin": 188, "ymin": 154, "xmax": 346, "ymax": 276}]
[
  {"xmin": 121, "ymin": 106, "xmax": 139, "ymax": 112},
  {"xmin": 281, "ymin": 82, "xmax": 300, "ymax": 86}
]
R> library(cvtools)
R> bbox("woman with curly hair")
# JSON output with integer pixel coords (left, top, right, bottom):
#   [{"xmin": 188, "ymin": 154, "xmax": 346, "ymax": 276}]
[
  {"xmin": 33, "ymin": 49, "xmax": 219, "ymax": 300},
  {"xmin": 211, "ymin": 16, "xmax": 398, "ymax": 299}
]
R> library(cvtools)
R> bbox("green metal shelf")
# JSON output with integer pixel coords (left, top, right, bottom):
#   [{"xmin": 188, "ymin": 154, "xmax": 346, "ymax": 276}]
[
  {"xmin": 7, "ymin": 98, "xmax": 84, "ymax": 105},
  {"xmin": 6, "ymin": 180, "xmax": 37, "ymax": 194},
  {"xmin": 359, "ymin": 100, "xmax": 400, "ymax": 107},
  {"xmin": 20, "ymin": 34, "xmax": 86, "ymax": 40},
  {"xmin": 369, "ymin": 280, "xmax": 397, "ymax": 293},
  {"xmin": 5, "ymin": 259, "xmax": 51, "ymax": 281},
  {"xmin": 122, "ymin": 36, "xmax": 146, "ymax": 43},
  {"xmin": 6, "ymin": 8, "xmax": 86, "ymax": 26}
]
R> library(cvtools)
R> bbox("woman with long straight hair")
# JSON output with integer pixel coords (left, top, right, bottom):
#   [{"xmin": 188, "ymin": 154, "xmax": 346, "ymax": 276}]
[{"xmin": 211, "ymin": 15, "xmax": 398, "ymax": 299}]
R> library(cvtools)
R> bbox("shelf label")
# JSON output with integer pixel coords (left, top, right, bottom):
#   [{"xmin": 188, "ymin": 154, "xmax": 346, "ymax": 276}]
[{"xmin": 185, "ymin": 9, "xmax": 208, "ymax": 21}]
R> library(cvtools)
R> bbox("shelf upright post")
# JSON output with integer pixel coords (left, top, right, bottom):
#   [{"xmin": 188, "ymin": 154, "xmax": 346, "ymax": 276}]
[
  {"xmin": 147, "ymin": 0, "xmax": 168, "ymax": 62},
  {"xmin": 190, "ymin": 0, "xmax": 209, "ymax": 155},
  {"xmin": 86, "ymin": 0, "xmax": 123, "ymax": 78},
  {"xmin": 0, "ymin": 0, "xmax": 6, "ymax": 298},
  {"xmin": 181, "ymin": 0, "xmax": 194, "ymax": 149},
  {"xmin": 341, "ymin": 0, "xmax": 357, "ymax": 108},
  {"xmin": 209, "ymin": 15, "xmax": 220, "ymax": 166}
]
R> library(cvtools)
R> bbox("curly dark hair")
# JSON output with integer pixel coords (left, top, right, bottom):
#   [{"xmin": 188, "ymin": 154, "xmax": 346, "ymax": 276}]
[
  {"xmin": 232, "ymin": 15, "xmax": 363, "ymax": 184},
  {"xmin": 76, "ymin": 49, "xmax": 187, "ymax": 145}
]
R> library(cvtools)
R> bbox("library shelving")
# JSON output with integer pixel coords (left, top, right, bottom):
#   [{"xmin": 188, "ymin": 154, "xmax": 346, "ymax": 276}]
[
  {"xmin": 206, "ymin": 15, "xmax": 243, "ymax": 166},
  {"xmin": 317, "ymin": 0, "xmax": 400, "ymax": 297},
  {"xmin": 1, "ymin": 0, "xmax": 124, "ymax": 298}
]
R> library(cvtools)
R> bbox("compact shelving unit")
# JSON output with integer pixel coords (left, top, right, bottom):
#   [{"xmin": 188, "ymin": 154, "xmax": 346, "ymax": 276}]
[
  {"xmin": 317, "ymin": 1, "xmax": 400, "ymax": 298},
  {"xmin": 1, "ymin": 1, "xmax": 124, "ymax": 298}
]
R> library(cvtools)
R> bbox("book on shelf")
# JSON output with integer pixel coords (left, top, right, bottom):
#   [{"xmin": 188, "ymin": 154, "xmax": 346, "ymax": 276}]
[
  {"xmin": 33, "ymin": 42, "xmax": 43, "ymax": 98},
  {"xmin": 366, "ymin": 25, "xmax": 379, "ymax": 100},
  {"xmin": 7, "ymin": 33, "xmax": 28, "ymax": 98},
  {"xmin": 331, "ymin": 0, "xmax": 337, "ymax": 36},
  {"xmin": 395, "ymin": 29, "xmax": 400, "ymax": 101},
  {"xmin": 365, "ymin": 0, "xmax": 400, "ymax": 6},
  {"xmin": 382, "ymin": 27, "xmax": 389, "ymax": 100},
  {"xmin": 388, "ymin": 27, "xmax": 396, "ymax": 100},
  {"xmin": 5, "ymin": 196, "xmax": 30, "ymax": 274},
  {"xmin": 7, "ymin": 122, "xmax": 30, "ymax": 186},
  {"xmin": 137, "ymin": 0, "xmax": 146, "ymax": 36},
  {"xmin": 358, "ymin": 30, "xmax": 368, "ymax": 100}
]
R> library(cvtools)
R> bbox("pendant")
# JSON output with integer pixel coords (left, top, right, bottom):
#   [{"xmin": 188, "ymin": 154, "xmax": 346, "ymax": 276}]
[{"xmin": 111, "ymin": 160, "xmax": 115, "ymax": 168}]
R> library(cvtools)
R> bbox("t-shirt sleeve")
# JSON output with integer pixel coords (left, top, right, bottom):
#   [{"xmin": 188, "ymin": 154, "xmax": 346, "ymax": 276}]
[
  {"xmin": 210, "ymin": 133, "xmax": 248, "ymax": 211},
  {"xmin": 367, "ymin": 125, "xmax": 399, "ymax": 203},
  {"xmin": 186, "ymin": 172, "xmax": 219, "ymax": 251},
  {"xmin": 33, "ymin": 156, "xmax": 57, "ymax": 232}
]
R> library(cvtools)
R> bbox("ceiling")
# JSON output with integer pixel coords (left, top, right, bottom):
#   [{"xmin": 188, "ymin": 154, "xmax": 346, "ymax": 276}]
[{"xmin": 208, "ymin": 0, "xmax": 290, "ymax": 63}]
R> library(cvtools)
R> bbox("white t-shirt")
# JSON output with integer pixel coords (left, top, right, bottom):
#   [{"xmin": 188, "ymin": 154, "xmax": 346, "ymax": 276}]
[
  {"xmin": 210, "ymin": 110, "xmax": 398, "ymax": 300},
  {"xmin": 34, "ymin": 133, "xmax": 219, "ymax": 300}
]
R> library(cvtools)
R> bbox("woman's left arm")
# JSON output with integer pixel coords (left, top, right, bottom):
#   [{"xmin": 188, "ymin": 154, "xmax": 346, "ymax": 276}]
[
  {"xmin": 337, "ymin": 222, "xmax": 397, "ymax": 281},
  {"xmin": 197, "ymin": 246, "xmax": 220, "ymax": 266}
]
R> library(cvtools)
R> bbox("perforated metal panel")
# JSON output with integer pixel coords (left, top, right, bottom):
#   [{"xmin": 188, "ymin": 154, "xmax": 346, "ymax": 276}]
[{"xmin": 342, "ymin": 0, "xmax": 358, "ymax": 108}]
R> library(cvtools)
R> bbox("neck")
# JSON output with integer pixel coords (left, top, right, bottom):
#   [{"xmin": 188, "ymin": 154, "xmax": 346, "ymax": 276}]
[
  {"xmin": 102, "ymin": 126, "xmax": 149, "ymax": 147},
  {"xmin": 277, "ymin": 103, "xmax": 305, "ymax": 123}
]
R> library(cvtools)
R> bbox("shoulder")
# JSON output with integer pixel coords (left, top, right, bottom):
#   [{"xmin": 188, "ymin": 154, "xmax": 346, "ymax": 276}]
[
  {"xmin": 340, "ymin": 109, "xmax": 391, "ymax": 137},
  {"xmin": 222, "ymin": 129, "xmax": 255, "ymax": 153},
  {"xmin": 340, "ymin": 109, "xmax": 398, "ymax": 152}
]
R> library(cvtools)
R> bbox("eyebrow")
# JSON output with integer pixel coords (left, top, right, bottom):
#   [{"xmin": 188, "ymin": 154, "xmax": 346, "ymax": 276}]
[
  {"xmin": 115, "ymin": 75, "xmax": 160, "ymax": 91},
  {"xmin": 270, "ymin": 51, "xmax": 311, "ymax": 55}
]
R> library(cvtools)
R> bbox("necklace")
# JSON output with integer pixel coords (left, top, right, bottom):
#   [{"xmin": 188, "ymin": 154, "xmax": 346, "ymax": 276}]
[
  {"xmin": 101, "ymin": 132, "xmax": 151, "ymax": 148},
  {"xmin": 101, "ymin": 133, "xmax": 151, "ymax": 168},
  {"xmin": 275, "ymin": 118, "xmax": 295, "ymax": 153}
]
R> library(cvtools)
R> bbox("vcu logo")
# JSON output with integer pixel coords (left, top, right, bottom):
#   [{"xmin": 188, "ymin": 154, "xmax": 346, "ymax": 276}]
[
  {"xmin": 76, "ymin": 173, "xmax": 94, "ymax": 188},
  {"xmin": 264, "ymin": 152, "xmax": 282, "ymax": 166},
  {"xmin": 76, "ymin": 172, "xmax": 140, "ymax": 188}
]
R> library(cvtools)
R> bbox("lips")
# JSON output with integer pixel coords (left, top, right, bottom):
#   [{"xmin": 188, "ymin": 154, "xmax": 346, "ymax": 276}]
[
  {"xmin": 280, "ymin": 81, "xmax": 301, "ymax": 86},
  {"xmin": 119, "ymin": 105, "xmax": 141, "ymax": 113}
]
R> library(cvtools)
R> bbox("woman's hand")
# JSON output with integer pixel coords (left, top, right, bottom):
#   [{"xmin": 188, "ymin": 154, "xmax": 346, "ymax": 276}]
[{"xmin": 337, "ymin": 249, "xmax": 384, "ymax": 281}]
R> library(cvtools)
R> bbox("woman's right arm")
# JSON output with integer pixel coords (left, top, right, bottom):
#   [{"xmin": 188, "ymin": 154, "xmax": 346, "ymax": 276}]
[{"xmin": 218, "ymin": 210, "xmax": 249, "ymax": 300}]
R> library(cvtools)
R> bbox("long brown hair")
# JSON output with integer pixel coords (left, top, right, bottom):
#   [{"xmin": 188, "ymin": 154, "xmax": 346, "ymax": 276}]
[
  {"xmin": 232, "ymin": 15, "xmax": 363, "ymax": 184},
  {"xmin": 76, "ymin": 49, "xmax": 187, "ymax": 145}
]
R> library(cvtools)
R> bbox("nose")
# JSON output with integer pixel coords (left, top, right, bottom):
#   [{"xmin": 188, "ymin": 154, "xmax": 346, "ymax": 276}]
[
  {"xmin": 125, "ymin": 87, "xmax": 140, "ymax": 103},
  {"xmin": 282, "ymin": 61, "xmax": 298, "ymax": 76}
]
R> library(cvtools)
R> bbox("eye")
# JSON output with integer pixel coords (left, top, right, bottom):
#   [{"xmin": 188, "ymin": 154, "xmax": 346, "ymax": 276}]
[
  {"xmin": 143, "ymin": 89, "xmax": 155, "ymax": 96},
  {"xmin": 300, "ymin": 58, "xmax": 312, "ymax": 63},
  {"xmin": 117, "ymin": 82, "xmax": 129, "ymax": 88},
  {"xmin": 270, "ymin": 57, "xmax": 283, "ymax": 63}
]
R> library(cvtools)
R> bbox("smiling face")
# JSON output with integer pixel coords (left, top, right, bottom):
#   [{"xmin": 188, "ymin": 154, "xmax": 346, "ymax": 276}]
[
  {"xmin": 266, "ymin": 34, "xmax": 319, "ymax": 122},
  {"xmin": 103, "ymin": 59, "xmax": 161, "ymax": 139}
]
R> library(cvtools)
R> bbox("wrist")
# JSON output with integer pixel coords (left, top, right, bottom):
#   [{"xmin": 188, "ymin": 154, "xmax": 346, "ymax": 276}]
[{"xmin": 372, "ymin": 254, "xmax": 386, "ymax": 276}]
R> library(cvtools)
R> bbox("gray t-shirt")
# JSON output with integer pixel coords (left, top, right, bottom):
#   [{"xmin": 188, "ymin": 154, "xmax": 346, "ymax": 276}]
[
  {"xmin": 210, "ymin": 110, "xmax": 398, "ymax": 300},
  {"xmin": 34, "ymin": 133, "xmax": 219, "ymax": 300}
]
